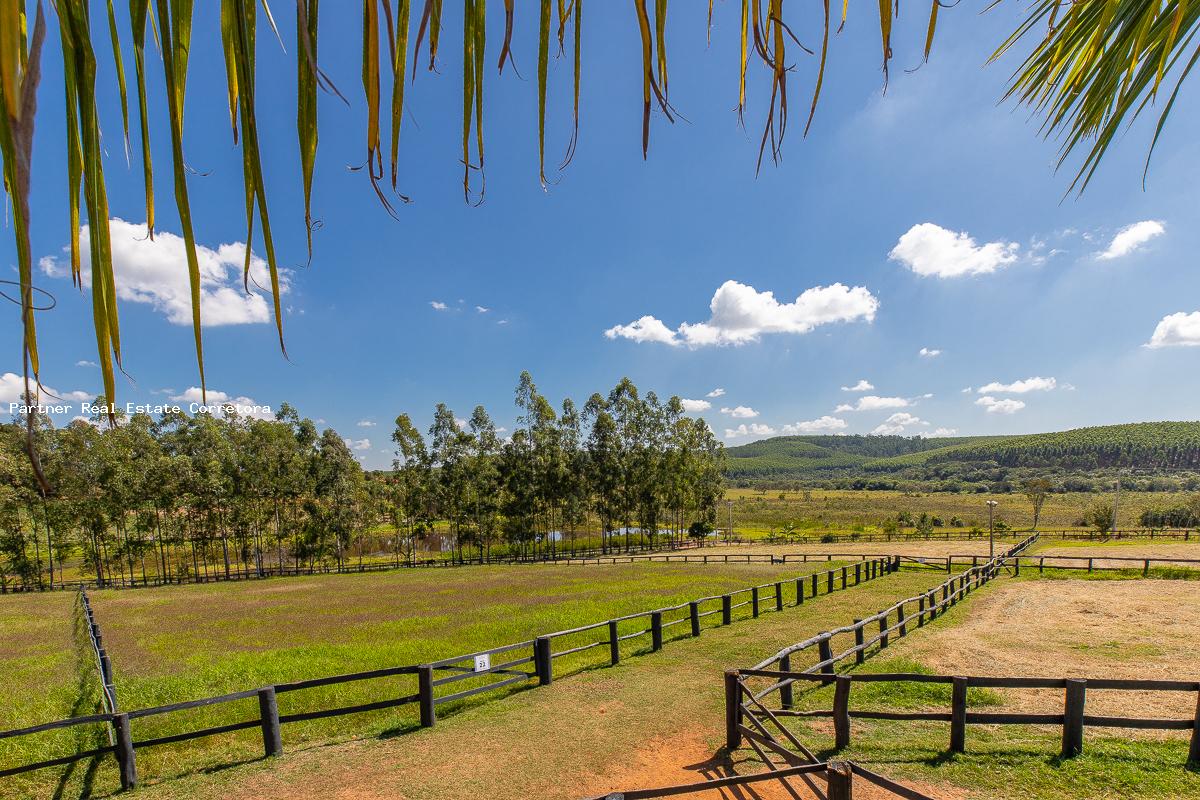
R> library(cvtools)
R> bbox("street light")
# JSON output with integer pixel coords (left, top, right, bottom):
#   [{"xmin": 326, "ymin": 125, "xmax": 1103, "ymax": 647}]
[
  {"xmin": 726, "ymin": 499, "xmax": 734, "ymax": 542},
  {"xmin": 986, "ymin": 500, "xmax": 999, "ymax": 558}
]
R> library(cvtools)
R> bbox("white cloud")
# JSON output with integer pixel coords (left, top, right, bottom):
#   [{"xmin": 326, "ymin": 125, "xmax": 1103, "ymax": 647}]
[
  {"xmin": 1145, "ymin": 311, "xmax": 1200, "ymax": 349},
  {"xmin": 838, "ymin": 395, "xmax": 910, "ymax": 412},
  {"xmin": 977, "ymin": 376, "xmax": 1057, "ymax": 394},
  {"xmin": 721, "ymin": 405, "xmax": 759, "ymax": 419},
  {"xmin": 455, "ymin": 417, "xmax": 469, "ymax": 430},
  {"xmin": 928, "ymin": 427, "xmax": 959, "ymax": 437},
  {"xmin": 781, "ymin": 416, "xmax": 848, "ymax": 434},
  {"xmin": 357, "ymin": 420, "xmax": 377, "ymax": 427},
  {"xmin": 918, "ymin": 347, "xmax": 942, "ymax": 358},
  {"xmin": 976, "ymin": 396, "xmax": 1025, "ymax": 415},
  {"xmin": 603, "ymin": 315, "xmax": 679, "ymax": 345},
  {"xmin": 871, "ymin": 412, "xmax": 928, "ymax": 435},
  {"xmin": 39, "ymin": 218, "xmax": 289, "ymax": 327},
  {"xmin": 841, "ymin": 379, "xmax": 874, "ymax": 392},
  {"xmin": 890, "ymin": 223, "xmax": 1019, "ymax": 278},
  {"xmin": 76, "ymin": 360, "xmax": 98, "ymax": 368},
  {"xmin": 344, "ymin": 438, "xmax": 371, "ymax": 451},
  {"xmin": 475, "ymin": 305, "xmax": 490, "ymax": 313},
  {"xmin": 169, "ymin": 387, "xmax": 274, "ymax": 420},
  {"xmin": 706, "ymin": 387, "xmax": 726, "ymax": 398},
  {"xmin": 605, "ymin": 280, "xmax": 878, "ymax": 347},
  {"xmin": 724, "ymin": 423, "xmax": 777, "ymax": 439},
  {"xmin": 679, "ymin": 398, "xmax": 711, "ymax": 413},
  {"xmin": 961, "ymin": 387, "xmax": 973, "ymax": 394},
  {"xmin": 1096, "ymin": 220, "xmax": 1165, "ymax": 260},
  {"xmin": 1, "ymin": 373, "xmax": 92, "ymax": 406},
  {"xmin": 430, "ymin": 301, "xmax": 448, "ymax": 311}
]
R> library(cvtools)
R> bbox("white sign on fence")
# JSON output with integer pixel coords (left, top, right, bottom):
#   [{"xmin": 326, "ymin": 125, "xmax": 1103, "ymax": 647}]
[{"xmin": 474, "ymin": 653, "xmax": 491, "ymax": 673}]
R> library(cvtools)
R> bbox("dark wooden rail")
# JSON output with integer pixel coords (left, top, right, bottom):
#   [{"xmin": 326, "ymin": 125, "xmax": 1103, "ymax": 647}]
[{"xmin": 738, "ymin": 671, "xmax": 1200, "ymax": 764}]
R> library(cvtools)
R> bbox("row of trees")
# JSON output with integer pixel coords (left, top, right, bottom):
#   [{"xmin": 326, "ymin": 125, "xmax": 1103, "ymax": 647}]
[
  {"xmin": 0, "ymin": 373, "xmax": 724, "ymax": 589},
  {"xmin": 387, "ymin": 373, "xmax": 726, "ymax": 559},
  {"xmin": 1, "ymin": 403, "xmax": 368, "ymax": 589}
]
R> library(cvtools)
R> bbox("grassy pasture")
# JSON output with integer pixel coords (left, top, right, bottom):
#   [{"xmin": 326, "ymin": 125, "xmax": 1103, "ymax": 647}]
[
  {"xmin": 723, "ymin": 488, "xmax": 1198, "ymax": 536},
  {"xmin": 0, "ymin": 592, "xmax": 106, "ymax": 799},
  {"xmin": 19, "ymin": 559, "xmax": 862, "ymax": 795},
  {"xmin": 775, "ymin": 575, "xmax": 1200, "ymax": 798},
  {"xmin": 88, "ymin": 570, "xmax": 952, "ymax": 800}
]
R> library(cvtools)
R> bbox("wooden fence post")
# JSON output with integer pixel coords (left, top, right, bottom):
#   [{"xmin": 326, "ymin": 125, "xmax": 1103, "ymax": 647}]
[
  {"xmin": 113, "ymin": 712, "xmax": 137, "ymax": 790},
  {"xmin": 775, "ymin": 582, "xmax": 784, "ymax": 612},
  {"xmin": 854, "ymin": 620, "xmax": 865, "ymax": 664},
  {"xmin": 796, "ymin": 577, "xmax": 805, "ymax": 605},
  {"xmin": 878, "ymin": 611, "xmax": 889, "ymax": 649},
  {"xmin": 826, "ymin": 761, "xmax": 854, "ymax": 800},
  {"xmin": 608, "ymin": 620, "xmax": 621, "ymax": 664},
  {"xmin": 689, "ymin": 602, "xmax": 701, "ymax": 637},
  {"xmin": 1062, "ymin": 679, "xmax": 1086, "ymax": 757},
  {"xmin": 777, "ymin": 653, "xmax": 795, "ymax": 710},
  {"xmin": 917, "ymin": 595, "xmax": 925, "ymax": 627},
  {"xmin": 818, "ymin": 635, "xmax": 835, "ymax": 684},
  {"xmin": 722, "ymin": 594, "xmax": 732, "ymax": 625},
  {"xmin": 833, "ymin": 676, "xmax": 852, "ymax": 749},
  {"xmin": 841, "ymin": 566, "xmax": 848, "ymax": 590},
  {"xmin": 724, "ymin": 671, "xmax": 742, "ymax": 750},
  {"xmin": 535, "ymin": 637, "xmax": 553, "ymax": 684},
  {"xmin": 258, "ymin": 687, "xmax": 283, "ymax": 757},
  {"xmin": 950, "ymin": 677, "xmax": 968, "ymax": 753},
  {"xmin": 811, "ymin": 573, "xmax": 819, "ymax": 598},
  {"xmin": 854, "ymin": 563, "xmax": 861, "ymax": 585},
  {"xmin": 752, "ymin": 587, "xmax": 760, "ymax": 618},
  {"xmin": 1188, "ymin": 691, "xmax": 1200, "ymax": 765},
  {"xmin": 651, "ymin": 612, "xmax": 664, "ymax": 651},
  {"xmin": 897, "ymin": 602, "xmax": 907, "ymax": 637},
  {"xmin": 827, "ymin": 570, "xmax": 834, "ymax": 594},
  {"xmin": 418, "ymin": 665, "xmax": 436, "ymax": 727}
]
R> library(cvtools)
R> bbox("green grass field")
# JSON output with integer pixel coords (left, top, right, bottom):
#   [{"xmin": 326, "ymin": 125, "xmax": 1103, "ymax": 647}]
[
  {"xmin": 4, "ymin": 559, "xmax": 870, "ymax": 798},
  {"xmin": 723, "ymin": 487, "xmax": 1199, "ymax": 536}
]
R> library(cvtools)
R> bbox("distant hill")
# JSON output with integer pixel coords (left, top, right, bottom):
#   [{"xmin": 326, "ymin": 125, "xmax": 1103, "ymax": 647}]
[{"xmin": 725, "ymin": 422, "xmax": 1200, "ymax": 489}]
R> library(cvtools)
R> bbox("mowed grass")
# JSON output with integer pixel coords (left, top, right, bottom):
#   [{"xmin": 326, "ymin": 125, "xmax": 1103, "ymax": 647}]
[
  {"xmin": 0, "ymin": 592, "xmax": 106, "ymax": 798},
  {"xmin": 772, "ymin": 574, "xmax": 1200, "ymax": 799},
  {"xmin": 36, "ymin": 560, "xmax": 866, "ymax": 796},
  {"xmin": 94, "ymin": 570, "xmax": 952, "ymax": 800}
]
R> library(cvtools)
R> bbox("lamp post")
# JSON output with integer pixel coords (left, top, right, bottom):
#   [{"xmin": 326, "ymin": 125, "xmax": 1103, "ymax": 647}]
[
  {"xmin": 986, "ymin": 500, "xmax": 999, "ymax": 558},
  {"xmin": 1112, "ymin": 471, "xmax": 1122, "ymax": 537},
  {"xmin": 726, "ymin": 499, "xmax": 734, "ymax": 542}
]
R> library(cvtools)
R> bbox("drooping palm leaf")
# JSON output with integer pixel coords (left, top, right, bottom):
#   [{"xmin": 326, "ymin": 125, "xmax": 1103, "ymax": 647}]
[{"xmin": 994, "ymin": 0, "xmax": 1200, "ymax": 193}]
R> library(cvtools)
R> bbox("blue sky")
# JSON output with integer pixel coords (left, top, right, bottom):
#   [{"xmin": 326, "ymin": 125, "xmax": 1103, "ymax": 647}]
[{"xmin": 3, "ymin": 2, "xmax": 1199, "ymax": 468}]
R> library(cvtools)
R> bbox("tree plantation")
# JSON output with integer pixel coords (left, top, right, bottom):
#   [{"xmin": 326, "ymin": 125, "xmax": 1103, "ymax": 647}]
[{"xmin": 0, "ymin": 372, "xmax": 724, "ymax": 590}]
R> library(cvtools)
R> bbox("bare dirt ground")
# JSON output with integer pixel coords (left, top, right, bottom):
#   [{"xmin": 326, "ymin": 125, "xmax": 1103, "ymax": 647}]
[
  {"xmin": 579, "ymin": 732, "xmax": 965, "ymax": 800},
  {"xmin": 878, "ymin": 579, "xmax": 1200, "ymax": 725}
]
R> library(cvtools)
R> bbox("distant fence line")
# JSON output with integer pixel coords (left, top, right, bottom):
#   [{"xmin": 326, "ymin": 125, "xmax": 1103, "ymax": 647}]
[
  {"xmin": 7, "ymin": 527, "xmax": 1197, "ymax": 594},
  {"xmin": 0, "ymin": 558, "xmax": 897, "ymax": 789}
]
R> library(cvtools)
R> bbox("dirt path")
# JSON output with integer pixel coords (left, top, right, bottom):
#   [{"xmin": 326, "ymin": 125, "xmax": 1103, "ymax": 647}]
[{"xmin": 123, "ymin": 572, "xmax": 949, "ymax": 800}]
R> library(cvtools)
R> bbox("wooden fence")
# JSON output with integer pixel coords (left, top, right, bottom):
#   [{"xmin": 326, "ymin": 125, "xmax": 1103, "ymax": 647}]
[
  {"xmin": 588, "ymin": 758, "xmax": 937, "ymax": 799},
  {"xmin": 739, "ymin": 671, "xmax": 1200, "ymax": 764},
  {"xmin": 0, "ymin": 559, "xmax": 893, "ymax": 789}
]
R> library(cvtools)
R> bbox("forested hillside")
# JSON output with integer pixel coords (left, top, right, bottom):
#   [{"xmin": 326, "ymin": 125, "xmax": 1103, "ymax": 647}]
[{"xmin": 726, "ymin": 422, "xmax": 1200, "ymax": 492}]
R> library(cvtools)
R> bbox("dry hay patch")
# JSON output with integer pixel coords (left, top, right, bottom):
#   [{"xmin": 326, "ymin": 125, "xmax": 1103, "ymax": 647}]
[{"xmin": 886, "ymin": 579, "xmax": 1200, "ymax": 728}]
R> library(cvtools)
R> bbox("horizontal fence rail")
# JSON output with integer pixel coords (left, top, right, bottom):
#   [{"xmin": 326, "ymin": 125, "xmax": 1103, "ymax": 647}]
[
  {"xmin": 587, "ymin": 758, "xmax": 936, "ymax": 800},
  {"xmin": 737, "ymin": 671, "xmax": 1200, "ymax": 765},
  {"xmin": 0, "ymin": 559, "xmax": 894, "ymax": 788}
]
